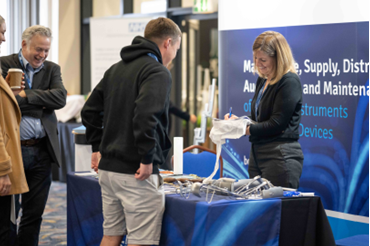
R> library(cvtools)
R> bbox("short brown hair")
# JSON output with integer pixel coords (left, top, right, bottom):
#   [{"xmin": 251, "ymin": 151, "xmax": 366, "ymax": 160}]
[
  {"xmin": 144, "ymin": 17, "xmax": 181, "ymax": 42},
  {"xmin": 253, "ymin": 31, "xmax": 297, "ymax": 85}
]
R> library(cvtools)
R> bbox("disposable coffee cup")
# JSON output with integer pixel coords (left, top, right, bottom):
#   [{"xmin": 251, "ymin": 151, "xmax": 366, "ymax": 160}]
[{"xmin": 8, "ymin": 68, "xmax": 23, "ymax": 89}]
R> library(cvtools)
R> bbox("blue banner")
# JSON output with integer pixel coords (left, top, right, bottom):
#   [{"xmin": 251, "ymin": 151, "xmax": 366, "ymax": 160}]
[{"xmin": 219, "ymin": 22, "xmax": 369, "ymax": 216}]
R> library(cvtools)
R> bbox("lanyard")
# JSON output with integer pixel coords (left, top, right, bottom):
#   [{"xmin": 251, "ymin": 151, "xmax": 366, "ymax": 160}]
[
  {"xmin": 147, "ymin": 53, "xmax": 159, "ymax": 62},
  {"xmin": 18, "ymin": 51, "xmax": 32, "ymax": 89},
  {"xmin": 255, "ymin": 80, "xmax": 267, "ymax": 121}
]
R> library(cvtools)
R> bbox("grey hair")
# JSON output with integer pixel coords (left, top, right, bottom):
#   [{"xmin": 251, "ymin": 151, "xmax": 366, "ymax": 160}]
[
  {"xmin": 22, "ymin": 25, "xmax": 52, "ymax": 44},
  {"xmin": 0, "ymin": 15, "xmax": 4, "ymax": 26}
]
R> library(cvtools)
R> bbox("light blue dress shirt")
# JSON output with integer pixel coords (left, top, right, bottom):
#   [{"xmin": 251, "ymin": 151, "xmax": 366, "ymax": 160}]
[{"xmin": 19, "ymin": 50, "xmax": 46, "ymax": 140}]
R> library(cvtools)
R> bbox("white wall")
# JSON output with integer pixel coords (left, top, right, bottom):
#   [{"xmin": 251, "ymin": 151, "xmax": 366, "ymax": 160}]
[
  {"xmin": 134, "ymin": 0, "xmax": 152, "ymax": 14},
  {"xmin": 182, "ymin": 0, "xmax": 193, "ymax": 8},
  {"xmin": 59, "ymin": 0, "xmax": 80, "ymax": 94},
  {"xmin": 134, "ymin": 0, "xmax": 168, "ymax": 14},
  {"xmin": 40, "ymin": 0, "xmax": 59, "ymax": 65},
  {"xmin": 219, "ymin": 0, "xmax": 369, "ymax": 31},
  {"xmin": 93, "ymin": 0, "xmax": 121, "ymax": 17}
]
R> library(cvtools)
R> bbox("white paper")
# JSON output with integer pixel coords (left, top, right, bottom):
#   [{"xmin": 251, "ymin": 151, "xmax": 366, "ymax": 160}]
[
  {"xmin": 173, "ymin": 137, "xmax": 183, "ymax": 174},
  {"xmin": 204, "ymin": 117, "xmax": 253, "ymax": 183},
  {"xmin": 75, "ymin": 144, "xmax": 92, "ymax": 172},
  {"xmin": 10, "ymin": 195, "xmax": 15, "ymax": 224},
  {"xmin": 74, "ymin": 171, "xmax": 96, "ymax": 176}
]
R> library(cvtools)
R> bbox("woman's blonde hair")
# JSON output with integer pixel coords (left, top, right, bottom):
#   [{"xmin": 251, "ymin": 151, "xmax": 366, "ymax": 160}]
[
  {"xmin": 0, "ymin": 15, "xmax": 4, "ymax": 26},
  {"xmin": 0, "ymin": 15, "xmax": 4, "ymax": 74},
  {"xmin": 253, "ymin": 31, "xmax": 297, "ymax": 85}
]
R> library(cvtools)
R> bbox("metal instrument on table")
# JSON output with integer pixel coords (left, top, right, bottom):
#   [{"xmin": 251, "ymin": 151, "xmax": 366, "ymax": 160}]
[
  {"xmin": 182, "ymin": 176, "xmax": 284, "ymax": 203},
  {"xmin": 174, "ymin": 180, "xmax": 192, "ymax": 199}
]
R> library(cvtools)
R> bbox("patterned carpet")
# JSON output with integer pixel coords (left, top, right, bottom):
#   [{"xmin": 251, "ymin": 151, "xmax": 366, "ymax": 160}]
[{"xmin": 39, "ymin": 181, "xmax": 67, "ymax": 245}]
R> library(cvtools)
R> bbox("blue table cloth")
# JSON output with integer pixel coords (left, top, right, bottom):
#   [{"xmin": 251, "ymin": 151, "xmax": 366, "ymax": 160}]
[
  {"xmin": 67, "ymin": 174, "xmax": 103, "ymax": 246},
  {"xmin": 161, "ymin": 195, "xmax": 281, "ymax": 246},
  {"xmin": 67, "ymin": 173, "xmax": 335, "ymax": 246},
  {"xmin": 67, "ymin": 173, "xmax": 280, "ymax": 246},
  {"xmin": 335, "ymin": 235, "xmax": 369, "ymax": 246}
]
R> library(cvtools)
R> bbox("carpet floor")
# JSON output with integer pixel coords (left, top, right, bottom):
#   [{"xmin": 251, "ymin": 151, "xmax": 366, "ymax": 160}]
[{"xmin": 38, "ymin": 181, "xmax": 67, "ymax": 245}]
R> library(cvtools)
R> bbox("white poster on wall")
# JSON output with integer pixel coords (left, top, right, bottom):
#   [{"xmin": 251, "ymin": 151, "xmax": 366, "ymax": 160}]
[{"xmin": 90, "ymin": 16, "xmax": 158, "ymax": 90}]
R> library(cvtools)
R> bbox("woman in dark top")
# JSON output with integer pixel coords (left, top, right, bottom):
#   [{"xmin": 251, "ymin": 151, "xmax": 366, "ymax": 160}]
[{"xmin": 225, "ymin": 31, "xmax": 304, "ymax": 188}]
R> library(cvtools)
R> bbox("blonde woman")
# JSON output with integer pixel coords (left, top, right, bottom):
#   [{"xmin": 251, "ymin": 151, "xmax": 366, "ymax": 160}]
[
  {"xmin": 225, "ymin": 31, "xmax": 304, "ymax": 188},
  {"xmin": 0, "ymin": 15, "xmax": 28, "ymax": 245}
]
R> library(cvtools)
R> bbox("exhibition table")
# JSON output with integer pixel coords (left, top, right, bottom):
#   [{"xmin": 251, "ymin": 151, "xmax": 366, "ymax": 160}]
[{"xmin": 67, "ymin": 173, "xmax": 335, "ymax": 246}]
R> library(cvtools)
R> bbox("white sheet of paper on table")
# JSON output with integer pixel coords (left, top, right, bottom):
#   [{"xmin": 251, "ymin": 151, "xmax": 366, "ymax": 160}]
[{"xmin": 74, "ymin": 171, "xmax": 97, "ymax": 176}]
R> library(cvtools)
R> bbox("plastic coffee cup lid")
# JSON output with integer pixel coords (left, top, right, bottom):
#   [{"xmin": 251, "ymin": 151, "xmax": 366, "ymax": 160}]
[{"xmin": 8, "ymin": 68, "xmax": 23, "ymax": 73}]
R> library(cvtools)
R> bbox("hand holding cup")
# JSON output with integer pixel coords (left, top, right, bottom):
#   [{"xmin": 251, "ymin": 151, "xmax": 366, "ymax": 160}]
[{"xmin": 5, "ymin": 70, "xmax": 26, "ymax": 96}]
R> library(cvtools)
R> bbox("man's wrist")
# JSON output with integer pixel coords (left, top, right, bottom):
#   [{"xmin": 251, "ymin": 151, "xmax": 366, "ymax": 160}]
[{"xmin": 141, "ymin": 155, "xmax": 154, "ymax": 165}]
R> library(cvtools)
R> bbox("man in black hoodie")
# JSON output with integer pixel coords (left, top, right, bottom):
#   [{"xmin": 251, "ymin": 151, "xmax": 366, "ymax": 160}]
[{"xmin": 81, "ymin": 18, "xmax": 181, "ymax": 246}]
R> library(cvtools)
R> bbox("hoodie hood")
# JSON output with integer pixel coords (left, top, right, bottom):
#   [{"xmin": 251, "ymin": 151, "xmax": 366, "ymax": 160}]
[{"xmin": 120, "ymin": 36, "xmax": 163, "ymax": 64}]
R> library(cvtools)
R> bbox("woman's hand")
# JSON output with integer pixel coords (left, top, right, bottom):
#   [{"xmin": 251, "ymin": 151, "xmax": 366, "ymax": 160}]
[
  {"xmin": 5, "ymin": 73, "xmax": 26, "ymax": 96},
  {"xmin": 0, "ymin": 174, "xmax": 11, "ymax": 196},
  {"xmin": 4, "ymin": 73, "xmax": 11, "ymax": 87},
  {"xmin": 224, "ymin": 113, "xmax": 239, "ymax": 120}
]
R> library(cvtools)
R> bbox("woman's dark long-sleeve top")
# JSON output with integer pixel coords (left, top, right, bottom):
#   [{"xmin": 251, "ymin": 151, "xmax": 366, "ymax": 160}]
[{"xmin": 249, "ymin": 72, "xmax": 302, "ymax": 144}]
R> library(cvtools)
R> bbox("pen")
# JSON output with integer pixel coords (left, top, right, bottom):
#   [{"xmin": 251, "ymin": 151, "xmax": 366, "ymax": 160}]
[{"xmin": 229, "ymin": 107, "xmax": 232, "ymax": 118}]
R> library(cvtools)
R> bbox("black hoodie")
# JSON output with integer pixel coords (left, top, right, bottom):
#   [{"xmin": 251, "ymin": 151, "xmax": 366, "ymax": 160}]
[{"xmin": 81, "ymin": 36, "xmax": 172, "ymax": 174}]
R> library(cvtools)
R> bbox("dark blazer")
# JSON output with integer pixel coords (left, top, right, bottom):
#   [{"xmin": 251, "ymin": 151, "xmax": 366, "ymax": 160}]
[{"xmin": 0, "ymin": 54, "xmax": 67, "ymax": 167}]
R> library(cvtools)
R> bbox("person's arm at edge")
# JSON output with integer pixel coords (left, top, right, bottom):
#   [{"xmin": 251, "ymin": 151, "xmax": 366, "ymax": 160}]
[
  {"xmin": 0, "ymin": 84, "xmax": 13, "ymax": 176},
  {"xmin": 0, "ymin": 106, "xmax": 12, "ymax": 196},
  {"xmin": 81, "ymin": 78, "xmax": 105, "ymax": 172},
  {"xmin": 169, "ymin": 101, "xmax": 190, "ymax": 121}
]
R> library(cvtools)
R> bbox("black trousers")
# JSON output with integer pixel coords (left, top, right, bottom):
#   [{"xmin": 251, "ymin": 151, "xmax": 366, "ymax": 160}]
[
  {"xmin": 248, "ymin": 140, "xmax": 304, "ymax": 189},
  {"xmin": 17, "ymin": 139, "xmax": 52, "ymax": 246},
  {"xmin": 0, "ymin": 195, "xmax": 17, "ymax": 246}
]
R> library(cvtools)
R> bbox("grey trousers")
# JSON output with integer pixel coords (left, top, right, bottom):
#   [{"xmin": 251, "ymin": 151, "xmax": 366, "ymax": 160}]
[{"xmin": 248, "ymin": 140, "xmax": 304, "ymax": 189}]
